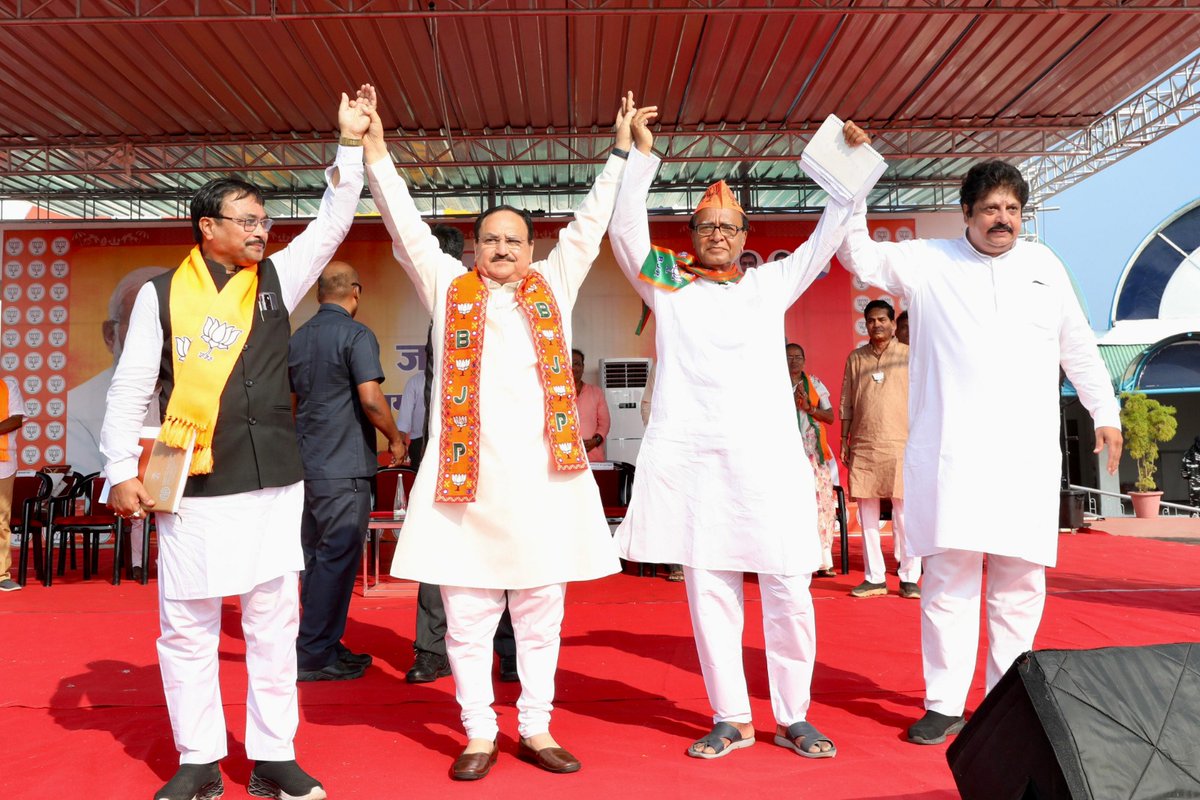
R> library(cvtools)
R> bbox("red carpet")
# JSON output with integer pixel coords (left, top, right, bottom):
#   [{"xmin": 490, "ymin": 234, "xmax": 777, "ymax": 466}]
[{"xmin": 3, "ymin": 531, "xmax": 1198, "ymax": 799}]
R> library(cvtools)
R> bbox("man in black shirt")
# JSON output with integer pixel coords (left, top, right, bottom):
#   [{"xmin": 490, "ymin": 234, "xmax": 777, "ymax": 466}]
[{"xmin": 290, "ymin": 260, "xmax": 406, "ymax": 681}]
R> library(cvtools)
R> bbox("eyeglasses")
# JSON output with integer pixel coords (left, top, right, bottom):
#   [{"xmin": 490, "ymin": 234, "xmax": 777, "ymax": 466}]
[
  {"xmin": 212, "ymin": 214, "xmax": 274, "ymax": 232},
  {"xmin": 691, "ymin": 222, "xmax": 746, "ymax": 238}
]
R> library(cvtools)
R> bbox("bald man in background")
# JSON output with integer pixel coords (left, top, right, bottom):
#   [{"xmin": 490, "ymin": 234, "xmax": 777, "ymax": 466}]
[{"xmin": 289, "ymin": 260, "xmax": 407, "ymax": 681}]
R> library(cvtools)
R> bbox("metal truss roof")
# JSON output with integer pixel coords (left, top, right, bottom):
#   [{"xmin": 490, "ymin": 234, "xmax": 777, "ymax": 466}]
[{"xmin": 1, "ymin": 2, "xmax": 1199, "ymax": 220}]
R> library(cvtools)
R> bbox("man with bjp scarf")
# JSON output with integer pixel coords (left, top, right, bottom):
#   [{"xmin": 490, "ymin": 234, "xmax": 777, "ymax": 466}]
[
  {"xmin": 360, "ymin": 85, "xmax": 628, "ymax": 781},
  {"xmin": 100, "ymin": 88, "xmax": 373, "ymax": 800},
  {"xmin": 608, "ymin": 108, "xmax": 871, "ymax": 761}
]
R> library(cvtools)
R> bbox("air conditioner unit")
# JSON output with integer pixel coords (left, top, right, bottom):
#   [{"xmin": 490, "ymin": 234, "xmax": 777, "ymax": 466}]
[{"xmin": 599, "ymin": 357, "xmax": 652, "ymax": 464}]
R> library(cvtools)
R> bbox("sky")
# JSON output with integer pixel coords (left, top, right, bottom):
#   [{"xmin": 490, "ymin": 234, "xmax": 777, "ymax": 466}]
[{"xmin": 1039, "ymin": 116, "xmax": 1200, "ymax": 332}]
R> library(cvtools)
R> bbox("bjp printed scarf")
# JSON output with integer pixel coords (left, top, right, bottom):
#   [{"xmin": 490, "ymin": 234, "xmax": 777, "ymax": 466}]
[
  {"xmin": 437, "ymin": 269, "xmax": 586, "ymax": 502},
  {"xmin": 159, "ymin": 246, "xmax": 258, "ymax": 475}
]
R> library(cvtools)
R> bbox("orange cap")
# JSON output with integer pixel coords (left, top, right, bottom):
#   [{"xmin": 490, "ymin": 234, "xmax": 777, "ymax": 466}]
[{"xmin": 695, "ymin": 180, "xmax": 744, "ymax": 216}]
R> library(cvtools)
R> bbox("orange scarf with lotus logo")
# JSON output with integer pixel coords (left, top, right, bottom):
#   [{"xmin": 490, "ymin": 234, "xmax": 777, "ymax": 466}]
[
  {"xmin": 437, "ymin": 270, "xmax": 586, "ymax": 502},
  {"xmin": 160, "ymin": 246, "xmax": 258, "ymax": 475}
]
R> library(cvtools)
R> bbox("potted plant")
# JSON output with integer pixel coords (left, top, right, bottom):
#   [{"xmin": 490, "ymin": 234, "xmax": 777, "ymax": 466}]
[{"xmin": 1119, "ymin": 392, "xmax": 1178, "ymax": 518}]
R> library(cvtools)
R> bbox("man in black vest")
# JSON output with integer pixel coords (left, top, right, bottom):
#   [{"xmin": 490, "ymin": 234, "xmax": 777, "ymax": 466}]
[
  {"xmin": 100, "ymin": 88, "xmax": 371, "ymax": 800},
  {"xmin": 290, "ymin": 260, "xmax": 406, "ymax": 681}
]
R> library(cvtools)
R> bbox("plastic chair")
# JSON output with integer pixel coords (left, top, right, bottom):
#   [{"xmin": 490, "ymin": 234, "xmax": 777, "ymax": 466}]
[
  {"xmin": 12, "ymin": 473, "xmax": 52, "ymax": 587},
  {"xmin": 44, "ymin": 472, "xmax": 125, "ymax": 586}
]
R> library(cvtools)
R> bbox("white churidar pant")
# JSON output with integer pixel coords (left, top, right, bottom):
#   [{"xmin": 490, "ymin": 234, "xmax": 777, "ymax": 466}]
[
  {"xmin": 442, "ymin": 583, "xmax": 565, "ymax": 741},
  {"xmin": 157, "ymin": 572, "xmax": 300, "ymax": 764},
  {"xmin": 684, "ymin": 568, "xmax": 816, "ymax": 726},
  {"xmin": 921, "ymin": 549, "xmax": 1046, "ymax": 716},
  {"xmin": 857, "ymin": 497, "xmax": 921, "ymax": 584}
]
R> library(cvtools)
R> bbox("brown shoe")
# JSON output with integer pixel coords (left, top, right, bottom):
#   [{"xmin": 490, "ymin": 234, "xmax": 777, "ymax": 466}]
[
  {"xmin": 450, "ymin": 744, "xmax": 498, "ymax": 781},
  {"xmin": 518, "ymin": 739, "xmax": 581, "ymax": 773}
]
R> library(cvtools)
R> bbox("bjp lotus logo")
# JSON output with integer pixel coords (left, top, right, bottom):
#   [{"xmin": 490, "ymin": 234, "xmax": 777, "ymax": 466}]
[
  {"xmin": 452, "ymin": 415, "xmax": 467, "ymax": 428},
  {"xmin": 450, "ymin": 474, "xmax": 467, "ymax": 487},
  {"xmin": 552, "ymin": 385, "xmax": 568, "ymax": 396},
  {"xmin": 199, "ymin": 316, "xmax": 243, "ymax": 361},
  {"xmin": 455, "ymin": 358, "xmax": 472, "ymax": 370},
  {"xmin": 558, "ymin": 442, "xmax": 574, "ymax": 456},
  {"xmin": 456, "ymin": 302, "xmax": 473, "ymax": 314},
  {"xmin": 540, "ymin": 329, "xmax": 556, "ymax": 340},
  {"xmin": 174, "ymin": 336, "xmax": 192, "ymax": 362}
]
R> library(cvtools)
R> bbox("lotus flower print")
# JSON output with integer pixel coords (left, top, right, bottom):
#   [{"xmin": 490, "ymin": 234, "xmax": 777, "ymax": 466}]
[
  {"xmin": 455, "ymin": 358, "xmax": 471, "ymax": 370},
  {"xmin": 456, "ymin": 302, "xmax": 473, "ymax": 314},
  {"xmin": 558, "ymin": 442, "xmax": 574, "ymax": 455},
  {"xmin": 552, "ymin": 385, "xmax": 567, "ymax": 396},
  {"xmin": 199, "ymin": 316, "xmax": 243, "ymax": 361},
  {"xmin": 540, "ymin": 329, "xmax": 556, "ymax": 340},
  {"xmin": 452, "ymin": 415, "xmax": 468, "ymax": 428},
  {"xmin": 451, "ymin": 474, "xmax": 467, "ymax": 487},
  {"xmin": 174, "ymin": 336, "xmax": 192, "ymax": 362}
]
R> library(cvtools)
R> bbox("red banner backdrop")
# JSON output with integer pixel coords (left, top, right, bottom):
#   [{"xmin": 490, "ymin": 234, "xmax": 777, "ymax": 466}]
[{"xmin": 1, "ymin": 215, "xmax": 910, "ymax": 472}]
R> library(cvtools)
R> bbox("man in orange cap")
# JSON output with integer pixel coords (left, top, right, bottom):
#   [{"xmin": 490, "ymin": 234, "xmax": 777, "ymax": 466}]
[{"xmin": 609, "ymin": 107, "xmax": 871, "ymax": 762}]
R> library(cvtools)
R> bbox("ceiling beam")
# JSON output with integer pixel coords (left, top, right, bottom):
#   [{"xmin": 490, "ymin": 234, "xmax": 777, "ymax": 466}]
[
  {"xmin": 1, "ymin": 0, "xmax": 1197, "ymax": 25},
  {"xmin": 0, "ymin": 126, "xmax": 1088, "ymax": 182}
]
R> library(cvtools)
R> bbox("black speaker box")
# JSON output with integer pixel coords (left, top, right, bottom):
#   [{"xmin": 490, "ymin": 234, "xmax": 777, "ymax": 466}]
[{"xmin": 947, "ymin": 643, "xmax": 1200, "ymax": 799}]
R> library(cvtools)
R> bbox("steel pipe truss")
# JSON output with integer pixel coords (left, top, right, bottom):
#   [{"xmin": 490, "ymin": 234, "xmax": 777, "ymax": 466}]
[
  {"xmin": 0, "ymin": 122, "xmax": 1086, "ymax": 218},
  {"xmin": 1023, "ymin": 49, "xmax": 1200, "ymax": 205},
  {"xmin": 0, "ymin": 0, "xmax": 1197, "ymax": 26}
]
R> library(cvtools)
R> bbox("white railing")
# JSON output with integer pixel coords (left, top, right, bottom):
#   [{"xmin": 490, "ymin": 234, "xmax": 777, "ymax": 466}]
[{"xmin": 1068, "ymin": 485, "xmax": 1200, "ymax": 518}]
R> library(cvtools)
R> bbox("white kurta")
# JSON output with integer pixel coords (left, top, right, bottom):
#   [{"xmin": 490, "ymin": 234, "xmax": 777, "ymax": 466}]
[
  {"xmin": 99, "ymin": 147, "xmax": 365, "ymax": 600},
  {"xmin": 368, "ymin": 155, "xmax": 623, "ymax": 591},
  {"xmin": 837, "ymin": 203, "xmax": 1120, "ymax": 567},
  {"xmin": 608, "ymin": 149, "xmax": 853, "ymax": 576}
]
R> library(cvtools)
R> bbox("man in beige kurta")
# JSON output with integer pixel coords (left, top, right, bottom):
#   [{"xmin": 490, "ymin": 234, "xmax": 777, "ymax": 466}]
[{"xmin": 840, "ymin": 299, "xmax": 921, "ymax": 598}]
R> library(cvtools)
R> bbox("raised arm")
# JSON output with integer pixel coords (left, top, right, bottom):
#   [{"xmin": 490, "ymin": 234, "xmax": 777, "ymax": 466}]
[
  {"xmin": 538, "ymin": 92, "xmax": 643, "ymax": 305},
  {"xmin": 606, "ymin": 103, "xmax": 662, "ymax": 307},
  {"xmin": 361, "ymin": 85, "xmax": 464, "ymax": 313},
  {"xmin": 275, "ymin": 88, "xmax": 371, "ymax": 310}
]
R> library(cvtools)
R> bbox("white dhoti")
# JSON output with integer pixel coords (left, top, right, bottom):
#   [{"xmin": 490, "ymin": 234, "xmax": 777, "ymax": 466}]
[
  {"xmin": 442, "ymin": 583, "xmax": 566, "ymax": 741},
  {"xmin": 684, "ymin": 568, "xmax": 816, "ymax": 726},
  {"xmin": 157, "ymin": 571, "xmax": 300, "ymax": 763},
  {"xmin": 857, "ymin": 497, "xmax": 921, "ymax": 584},
  {"xmin": 921, "ymin": 549, "xmax": 1045, "ymax": 716}
]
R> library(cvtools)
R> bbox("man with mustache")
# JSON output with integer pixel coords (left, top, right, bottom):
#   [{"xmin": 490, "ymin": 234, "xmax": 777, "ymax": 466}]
[
  {"xmin": 101, "ymin": 89, "xmax": 372, "ymax": 800},
  {"xmin": 840, "ymin": 299, "xmax": 920, "ymax": 600},
  {"xmin": 836, "ymin": 159, "xmax": 1123, "ymax": 746},
  {"xmin": 361, "ymin": 86, "xmax": 626, "ymax": 780},
  {"xmin": 607, "ymin": 111, "xmax": 870, "ymax": 762}
]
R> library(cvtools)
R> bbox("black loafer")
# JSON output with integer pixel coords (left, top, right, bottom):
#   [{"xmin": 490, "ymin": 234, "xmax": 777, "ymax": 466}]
[
  {"xmin": 907, "ymin": 710, "xmax": 966, "ymax": 745},
  {"xmin": 298, "ymin": 659, "xmax": 365, "ymax": 682},
  {"xmin": 498, "ymin": 656, "xmax": 519, "ymax": 683},
  {"xmin": 406, "ymin": 650, "xmax": 451, "ymax": 683}
]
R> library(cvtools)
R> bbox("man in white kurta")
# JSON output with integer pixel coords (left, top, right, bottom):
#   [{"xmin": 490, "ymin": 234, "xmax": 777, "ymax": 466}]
[
  {"xmin": 836, "ymin": 158, "xmax": 1122, "ymax": 745},
  {"xmin": 361, "ymin": 88, "xmax": 623, "ymax": 780},
  {"xmin": 102, "ymin": 94, "xmax": 370, "ymax": 800},
  {"xmin": 608, "ymin": 115, "xmax": 867, "ymax": 760}
]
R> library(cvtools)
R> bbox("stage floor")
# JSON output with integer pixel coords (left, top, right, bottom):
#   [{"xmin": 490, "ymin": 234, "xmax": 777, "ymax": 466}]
[{"xmin": 3, "ymin": 530, "xmax": 1198, "ymax": 799}]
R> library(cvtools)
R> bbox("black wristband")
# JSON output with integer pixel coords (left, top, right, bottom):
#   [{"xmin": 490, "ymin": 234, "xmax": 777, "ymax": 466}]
[{"xmin": 611, "ymin": 147, "xmax": 630, "ymax": 160}]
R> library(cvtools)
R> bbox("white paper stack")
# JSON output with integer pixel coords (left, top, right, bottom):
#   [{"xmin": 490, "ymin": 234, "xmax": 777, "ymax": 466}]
[{"xmin": 800, "ymin": 114, "xmax": 887, "ymax": 204}]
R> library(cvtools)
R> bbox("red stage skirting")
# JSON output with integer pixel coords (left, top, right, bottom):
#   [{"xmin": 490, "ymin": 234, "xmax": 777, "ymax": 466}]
[{"xmin": 2, "ymin": 531, "xmax": 1198, "ymax": 799}]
